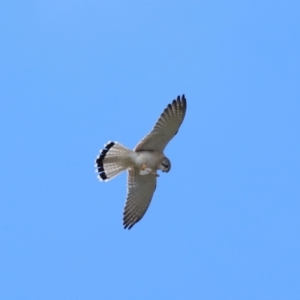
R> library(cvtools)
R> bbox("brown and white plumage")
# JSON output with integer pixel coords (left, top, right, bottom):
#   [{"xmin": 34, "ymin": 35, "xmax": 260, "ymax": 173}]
[{"xmin": 95, "ymin": 95, "xmax": 187, "ymax": 229}]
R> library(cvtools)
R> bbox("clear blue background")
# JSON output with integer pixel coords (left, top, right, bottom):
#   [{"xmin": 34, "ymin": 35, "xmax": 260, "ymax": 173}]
[{"xmin": 1, "ymin": 2, "xmax": 299, "ymax": 299}]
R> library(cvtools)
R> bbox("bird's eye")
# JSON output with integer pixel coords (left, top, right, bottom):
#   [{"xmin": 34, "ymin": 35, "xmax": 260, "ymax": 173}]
[{"xmin": 162, "ymin": 162, "xmax": 169, "ymax": 168}]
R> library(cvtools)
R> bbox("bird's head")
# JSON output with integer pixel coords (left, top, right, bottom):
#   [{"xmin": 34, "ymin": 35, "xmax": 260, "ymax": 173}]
[{"xmin": 160, "ymin": 156, "xmax": 171, "ymax": 173}]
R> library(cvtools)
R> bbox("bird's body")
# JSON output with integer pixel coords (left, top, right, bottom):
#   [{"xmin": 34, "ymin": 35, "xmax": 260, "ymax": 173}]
[
  {"xmin": 135, "ymin": 151, "xmax": 166, "ymax": 174},
  {"xmin": 95, "ymin": 95, "xmax": 187, "ymax": 229}
]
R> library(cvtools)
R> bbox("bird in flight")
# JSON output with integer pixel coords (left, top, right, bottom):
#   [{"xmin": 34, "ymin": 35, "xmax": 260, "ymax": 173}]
[{"xmin": 95, "ymin": 95, "xmax": 187, "ymax": 229}]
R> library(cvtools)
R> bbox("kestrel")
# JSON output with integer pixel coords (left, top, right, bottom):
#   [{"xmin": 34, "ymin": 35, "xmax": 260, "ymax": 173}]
[{"xmin": 95, "ymin": 95, "xmax": 187, "ymax": 229}]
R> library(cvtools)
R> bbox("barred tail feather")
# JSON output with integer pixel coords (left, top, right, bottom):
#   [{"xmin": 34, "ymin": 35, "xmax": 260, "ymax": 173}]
[{"xmin": 95, "ymin": 141, "xmax": 131, "ymax": 182}]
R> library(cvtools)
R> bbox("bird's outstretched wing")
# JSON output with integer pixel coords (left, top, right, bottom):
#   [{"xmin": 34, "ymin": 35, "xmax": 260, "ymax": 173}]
[
  {"xmin": 134, "ymin": 95, "xmax": 187, "ymax": 152},
  {"xmin": 123, "ymin": 167, "xmax": 157, "ymax": 229}
]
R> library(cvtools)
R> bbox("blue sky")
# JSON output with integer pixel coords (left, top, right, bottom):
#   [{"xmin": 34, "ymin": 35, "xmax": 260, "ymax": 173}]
[{"xmin": 1, "ymin": 1, "xmax": 300, "ymax": 299}]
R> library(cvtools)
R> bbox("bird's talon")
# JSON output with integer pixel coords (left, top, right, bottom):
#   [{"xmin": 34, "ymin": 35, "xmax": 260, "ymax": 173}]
[{"xmin": 150, "ymin": 170, "xmax": 159, "ymax": 177}]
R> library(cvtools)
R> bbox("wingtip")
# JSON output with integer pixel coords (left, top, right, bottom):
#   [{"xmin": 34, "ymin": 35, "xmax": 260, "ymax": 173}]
[
  {"xmin": 174, "ymin": 94, "xmax": 186, "ymax": 102},
  {"xmin": 123, "ymin": 223, "xmax": 134, "ymax": 230},
  {"xmin": 176, "ymin": 94, "xmax": 186, "ymax": 111},
  {"xmin": 182, "ymin": 94, "xmax": 187, "ymax": 108}
]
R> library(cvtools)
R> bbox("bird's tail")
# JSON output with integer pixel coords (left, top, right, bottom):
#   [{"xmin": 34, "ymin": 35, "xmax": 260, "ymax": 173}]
[{"xmin": 95, "ymin": 141, "xmax": 132, "ymax": 182}]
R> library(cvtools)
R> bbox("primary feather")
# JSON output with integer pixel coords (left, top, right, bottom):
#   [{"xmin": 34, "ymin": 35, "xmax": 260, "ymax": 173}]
[{"xmin": 134, "ymin": 95, "xmax": 187, "ymax": 152}]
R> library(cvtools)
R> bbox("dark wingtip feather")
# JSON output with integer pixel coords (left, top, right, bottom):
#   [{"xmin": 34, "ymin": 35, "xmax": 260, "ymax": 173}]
[
  {"xmin": 174, "ymin": 94, "xmax": 186, "ymax": 105},
  {"xmin": 182, "ymin": 94, "xmax": 187, "ymax": 112},
  {"xmin": 182, "ymin": 94, "xmax": 186, "ymax": 105},
  {"xmin": 123, "ymin": 223, "xmax": 131, "ymax": 230},
  {"xmin": 123, "ymin": 215, "xmax": 140, "ymax": 230},
  {"xmin": 123, "ymin": 222, "xmax": 132, "ymax": 230},
  {"xmin": 124, "ymin": 222, "xmax": 136, "ymax": 230}
]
